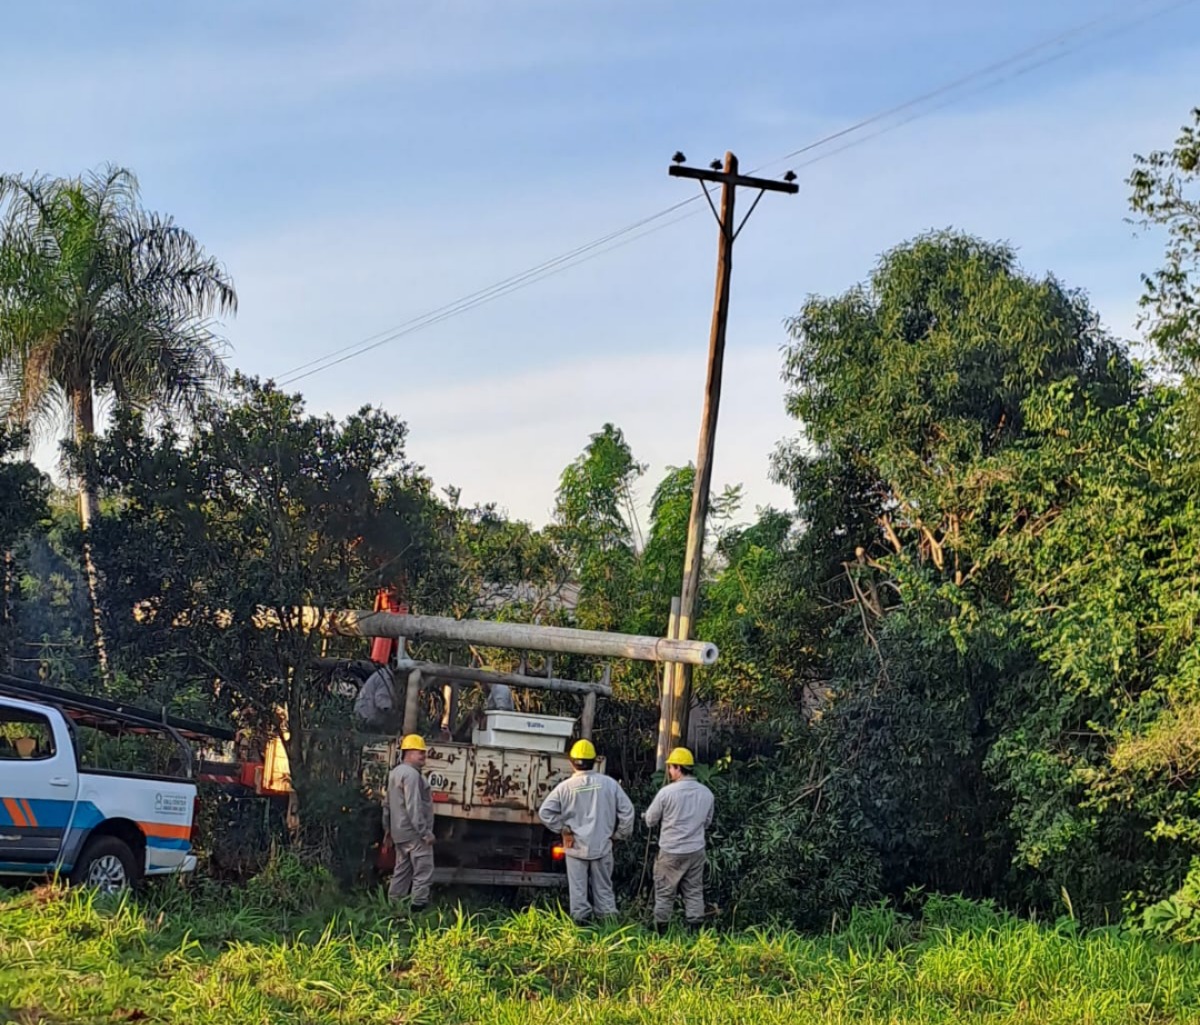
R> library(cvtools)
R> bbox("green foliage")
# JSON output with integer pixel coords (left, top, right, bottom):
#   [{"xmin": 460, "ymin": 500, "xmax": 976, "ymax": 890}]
[
  {"xmin": 1138, "ymin": 858, "xmax": 1200, "ymax": 943},
  {"xmin": 782, "ymin": 229, "xmax": 1129, "ymax": 580},
  {"xmin": 551, "ymin": 422, "xmax": 644, "ymax": 633},
  {"xmin": 697, "ymin": 507, "xmax": 811, "ymax": 715},
  {"xmin": 87, "ymin": 376, "xmax": 453, "ymax": 844},
  {"xmin": 0, "ymin": 424, "xmax": 45, "ymax": 548},
  {"xmin": 241, "ymin": 850, "xmax": 342, "ymax": 915},
  {"xmin": 971, "ymin": 377, "xmax": 1195, "ymax": 910},
  {"xmin": 11, "ymin": 490, "xmax": 92, "ymax": 684},
  {"xmin": 632, "ymin": 464, "xmax": 692, "ymax": 633},
  {"xmin": 0, "ymin": 165, "xmax": 235, "ymax": 437},
  {"xmin": 696, "ymin": 748, "xmax": 884, "ymax": 927},
  {"xmin": 5, "ymin": 884, "xmax": 1200, "ymax": 1023},
  {"xmin": 764, "ymin": 231, "xmax": 1144, "ymax": 916},
  {"xmin": 634, "ymin": 465, "xmax": 742, "ymax": 639},
  {"xmin": 549, "ymin": 428, "xmax": 746, "ymax": 709},
  {"xmin": 446, "ymin": 496, "xmax": 569, "ymax": 620},
  {"xmin": 0, "ymin": 422, "xmax": 47, "ymax": 667},
  {"xmin": 537, "ymin": 230, "xmax": 1145, "ymax": 918},
  {"xmin": 1129, "ymin": 107, "xmax": 1200, "ymax": 375},
  {"xmin": 0, "ymin": 164, "xmax": 236, "ymax": 681}
]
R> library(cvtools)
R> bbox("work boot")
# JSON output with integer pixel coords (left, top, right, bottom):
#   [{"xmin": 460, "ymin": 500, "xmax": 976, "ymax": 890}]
[{"xmin": 653, "ymin": 921, "xmax": 669, "ymax": 936}]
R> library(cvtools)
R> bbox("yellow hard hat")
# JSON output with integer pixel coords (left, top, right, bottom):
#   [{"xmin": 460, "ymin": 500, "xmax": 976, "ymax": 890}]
[
  {"xmin": 400, "ymin": 734, "xmax": 427, "ymax": 751},
  {"xmin": 569, "ymin": 738, "xmax": 597, "ymax": 761},
  {"xmin": 666, "ymin": 747, "xmax": 695, "ymax": 767}
]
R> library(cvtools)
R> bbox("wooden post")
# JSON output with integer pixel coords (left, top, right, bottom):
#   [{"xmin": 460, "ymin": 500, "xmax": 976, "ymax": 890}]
[
  {"xmin": 675, "ymin": 153, "xmax": 735, "ymax": 750},
  {"xmin": 666, "ymin": 151, "xmax": 798, "ymax": 748},
  {"xmin": 656, "ymin": 597, "xmax": 681, "ymax": 770}
]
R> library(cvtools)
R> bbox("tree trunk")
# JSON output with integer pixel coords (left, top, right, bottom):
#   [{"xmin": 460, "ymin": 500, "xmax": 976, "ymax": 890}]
[
  {"xmin": 72, "ymin": 387, "xmax": 112, "ymax": 685},
  {"xmin": 282, "ymin": 726, "xmax": 305, "ymax": 842},
  {"xmin": 1, "ymin": 548, "xmax": 13, "ymax": 675}
]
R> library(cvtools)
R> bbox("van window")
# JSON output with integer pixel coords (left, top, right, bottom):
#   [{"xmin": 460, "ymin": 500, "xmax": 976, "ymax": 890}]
[
  {"xmin": 0, "ymin": 707, "xmax": 56, "ymax": 760},
  {"xmin": 74, "ymin": 722, "xmax": 188, "ymax": 778}
]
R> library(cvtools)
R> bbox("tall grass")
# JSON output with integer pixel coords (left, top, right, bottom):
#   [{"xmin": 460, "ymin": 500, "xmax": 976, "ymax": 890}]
[{"xmin": 2, "ymin": 872, "xmax": 1199, "ymax": 1024}]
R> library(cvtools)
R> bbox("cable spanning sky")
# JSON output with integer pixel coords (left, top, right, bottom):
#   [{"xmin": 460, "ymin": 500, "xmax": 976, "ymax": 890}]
[{"xmin": 3, "ymin": 0, "xmax": 1198, "ymax": 525}]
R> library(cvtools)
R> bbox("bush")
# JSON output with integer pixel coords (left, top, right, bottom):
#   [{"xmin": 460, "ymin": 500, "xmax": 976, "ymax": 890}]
[
  {"xmin": 1137, "ymin": 857, "xmax": 1200, "ymax": 943},
  {"xmin": 615, "ymin": 745, "xmax": 882, "ymax": 929}
]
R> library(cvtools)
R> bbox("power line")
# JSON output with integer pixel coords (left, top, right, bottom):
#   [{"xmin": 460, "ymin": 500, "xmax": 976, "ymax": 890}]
[
  {"xmin": 275, "ymin": 198, "xmax": 698, "ymax": 383},
  {"xmin": 274, "ymin": 0, "xmax": 1191, "ymax": 386},
  {"xmin": 749, "ymin": 0, "xmax": 1174, "ymax": 175},
  {"xmin": 277, "ymin": 208, "xmax": 699, "ymax": 385},
  {"xmin": 776, "ymin": 0, "xmax": 1199, "ymax": 178}
]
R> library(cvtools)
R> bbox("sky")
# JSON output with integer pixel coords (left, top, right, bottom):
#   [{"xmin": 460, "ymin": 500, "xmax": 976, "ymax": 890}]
[{"xmin": 3, "ymin": 0, "xmax": 1198, "ymax": 527}]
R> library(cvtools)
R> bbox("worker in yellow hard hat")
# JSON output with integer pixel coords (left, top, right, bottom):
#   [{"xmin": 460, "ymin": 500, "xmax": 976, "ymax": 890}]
[
  {"xmin": 538, "ymin": 737, "xmax": 635, "ymax": 924},
  {"xmin": 643, "ymin": 746, "xmax": 714, "ymax": 933},
  {"xmin": 382, "ymin": 733, "xmax": 435, "ymax": 909},
  {"xmin": 569, "ymin": 738, "xmax": 596, "ymax": 762}
]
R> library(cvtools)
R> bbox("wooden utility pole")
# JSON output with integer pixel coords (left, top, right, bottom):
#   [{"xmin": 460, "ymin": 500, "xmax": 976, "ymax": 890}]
[
  {"xmin": 656, "ymin": 597, "xmax": 681, "ymax": 770},
  {"xmin": 658, "ymin": 151, "xmax": 798, "ymax": 766}
]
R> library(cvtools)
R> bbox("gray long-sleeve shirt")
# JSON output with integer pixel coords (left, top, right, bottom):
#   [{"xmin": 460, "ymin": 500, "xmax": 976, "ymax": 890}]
[
  {"xmin": 643, "ymin": 776, "xmax": 714, "ymax": 855},
  {"xmin": 538, "ymin": 769, "xmax": 635, "ymax": 860},
  {"xmin": 384, "ymin": 760, "xmax": 435, "ymax": 844},
  {"xmin": 355, "ymin": 668, "xmax": 396, "ymax": 726},
  {"xmin": 485, "ymin": 683, "xmax": 514, "ymax": 711}
]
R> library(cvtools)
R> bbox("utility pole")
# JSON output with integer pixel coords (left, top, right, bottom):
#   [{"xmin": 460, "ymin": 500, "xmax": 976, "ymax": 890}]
[{"xmin": 656, "ymin": 151, "xmax": 798, "ymax": 769}]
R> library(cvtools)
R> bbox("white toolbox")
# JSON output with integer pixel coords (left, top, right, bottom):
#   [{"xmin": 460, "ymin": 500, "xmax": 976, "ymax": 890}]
[{"xmin": 471, "ymin": 710, "xmax": 576, "ymax": 753}]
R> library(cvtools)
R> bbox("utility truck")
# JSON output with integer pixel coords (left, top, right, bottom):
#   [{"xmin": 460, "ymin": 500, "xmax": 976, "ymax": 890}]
[
  {"xmin": 119, "ymin": 598, "xmax": 718, "ymax": 888},
  {"xmin": 363, "ymin": 709, "xmax": 592, "ymax": 887},
  {"xmin": 261, "ymin": 603, "xmax": 718, "ymax": 888}
]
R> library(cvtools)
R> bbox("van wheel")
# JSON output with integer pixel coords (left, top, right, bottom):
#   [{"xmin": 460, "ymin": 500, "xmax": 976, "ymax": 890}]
[{"xmin": 70, "ymin": 836, "xmax": 140, "ymax": 894}]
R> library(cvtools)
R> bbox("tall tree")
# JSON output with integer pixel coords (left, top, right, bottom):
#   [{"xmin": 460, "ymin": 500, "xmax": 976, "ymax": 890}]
[
  {"xmin": 0, "ymin": 423, "xmax": 48, "ymax": 671},
  {"xmin": 551, "ymin": 423, "xmax": 644, "ymax": 632},
  {"xmin": 446, "ymin": 495, "xmax": 570, "ymax": 622},
  {"xmin": 0, "ymin": 166, "xmax": 235, "ymax": 680},
  {"xmin": 92, "ymin": 378, "xmax": 451, "ymax": 837},
  {"xmin": 772, "ymin": 231, "xmax": 1134, "ymax": 908},
  {"xmin": 1129, "ymin": 107, "xmax": 1200, "ymax": 377}
]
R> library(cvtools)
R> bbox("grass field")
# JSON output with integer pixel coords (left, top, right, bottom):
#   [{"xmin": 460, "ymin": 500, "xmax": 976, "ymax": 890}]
[{"xmin": 3, "ymin": 864, "xmax": 1200, "ymax": 1024}]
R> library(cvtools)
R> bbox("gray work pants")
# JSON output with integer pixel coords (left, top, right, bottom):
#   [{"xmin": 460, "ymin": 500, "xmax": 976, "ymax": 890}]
[
  {"xmin": 388, "ymin": 839, "xmax": 434, "ymax": 906},
  {"xmin": 653, "ymin": 849, "xmax": 706, "ymax": 924},
  {"xmin": 564, "ymin": 852, "xmax": 616, "ymax": 922}
]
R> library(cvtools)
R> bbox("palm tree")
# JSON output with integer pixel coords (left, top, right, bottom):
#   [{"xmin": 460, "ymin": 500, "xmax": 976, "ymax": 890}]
[{"xmin": 0, "ymin": 165, "xmax": 236, "ymax": 681}]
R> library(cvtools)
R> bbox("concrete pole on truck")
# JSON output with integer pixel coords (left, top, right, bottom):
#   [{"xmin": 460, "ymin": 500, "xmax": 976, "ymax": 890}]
[
  {"xmin": 256, "ymin": 608, "xmax": 718, "ymax": 667},
  {"xmin": 580, "ymin": 665, "xmax": 607, "ymax": 742},
  {"xmin": 394, "ymin": 658, "xmax": 613, "ymax": 697},
  {"xmin": 665, "ymin": 151, "xmax": 798, "ymax": 749},
  {"xmin": 402, "ymin": 668, "xmax": 423, "ymax": 736}
]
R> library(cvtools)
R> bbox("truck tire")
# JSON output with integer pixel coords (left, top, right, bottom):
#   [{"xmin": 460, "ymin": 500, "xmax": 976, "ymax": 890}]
[{"xmin": 70, "ymin": 836, "xmax": 140, "ymax": 894}]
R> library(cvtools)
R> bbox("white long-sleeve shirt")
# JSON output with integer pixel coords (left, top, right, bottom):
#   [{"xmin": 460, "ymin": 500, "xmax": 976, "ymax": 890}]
[
  {"xmin": 643, "ymin": 776, "xmax": 714, "ymax": 855},
  {"xmin": 538, "ymin": 769, "xmax": 634, "ymax": 860}
]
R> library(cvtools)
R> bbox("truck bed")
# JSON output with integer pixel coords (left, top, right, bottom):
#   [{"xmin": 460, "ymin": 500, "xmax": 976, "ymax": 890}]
[{"xmin": 424, "ymin": 740, "xmax": 579, "ymax": 825}]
